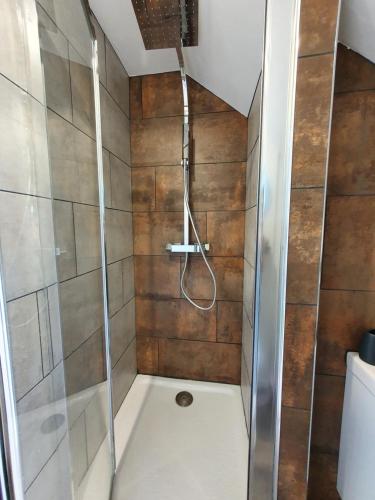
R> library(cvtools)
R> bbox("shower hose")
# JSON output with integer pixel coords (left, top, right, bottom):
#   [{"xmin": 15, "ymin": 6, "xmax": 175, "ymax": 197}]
[{"xmin": 180, "ymin": 166, "xmax": 217, "ymax": 311}]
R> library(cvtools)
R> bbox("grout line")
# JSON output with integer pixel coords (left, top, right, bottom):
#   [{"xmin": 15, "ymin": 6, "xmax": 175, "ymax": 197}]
[{"xmin": 299, "ymin": 50, "xmax": 334, "ymax": 59}]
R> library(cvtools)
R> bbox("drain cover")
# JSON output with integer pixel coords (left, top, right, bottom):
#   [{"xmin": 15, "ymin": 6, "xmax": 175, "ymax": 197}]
[{"xmin": 176, "ymin": 391, "xmax": 193, "ymax": 407}]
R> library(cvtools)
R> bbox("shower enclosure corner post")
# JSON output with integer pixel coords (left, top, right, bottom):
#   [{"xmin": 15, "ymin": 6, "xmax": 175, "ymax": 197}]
[
  {"xmin": 249, "ymin": 0, "xmax": 301, "ymax": 498},
  {"xmin": 92, "ymin": 39, "xmax": 116, "ymax": 477}
]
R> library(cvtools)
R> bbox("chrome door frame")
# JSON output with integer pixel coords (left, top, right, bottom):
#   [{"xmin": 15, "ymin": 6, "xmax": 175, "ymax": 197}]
[{"xmin": 248, "ymin": 0, "xmax": 301, "ymax": 498}]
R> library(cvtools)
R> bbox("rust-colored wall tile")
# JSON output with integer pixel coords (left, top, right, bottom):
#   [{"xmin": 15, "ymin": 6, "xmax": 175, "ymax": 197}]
[
  {"xmin": 136, "ymin": 297, "xmax": 216, "ymax": 341},
  {"xmin": 191, "ymin": 163, "xmax": 246, "ymax": 211},
  {"xmin": 207, "ymin": 211, "xmax": 245, "ymax": 256},
  {"xmin": 286, "ymin": 188, "xmax": 324, "ymax": 304},
  {"xmin": 131, "ymin": 116, "xmax": 182, "ymax": 166},
  {"xmin": 134, "ymin": 255, "xmax": 180, "ymax": 298},
  {"xmin": 141, "ymin": 72, "xmax": 232, "ymax": 118},
  {"xmin": 155, "ymin": 165, "xmax": 183, "ymax": 210},
  {"xmin": 298, "ymin": 0, "xmax": 340, "ymax": 57},
  {"xmin": 322, "ymin": 196, "xmax": 375, "ymax": 291},
  {"xmin": 132, "ymin": 167, "xmax": 155, "ymax": 211},
  {"xmin": 137, "ymin": 336, "xmax": 158, "ymax": 374},
  {"xmin": 328, "ymin": 91, "xmax": 375, "ymax": 196},
  {"xmin": 133, "ymin": 211, "xmax": 206, "ymax": 255},
  {"xmin": 308, "ymin": 452, "xmax": 340, "ymax": 500},
  {"xmin": 335, "ymin": 44, "xmax": 375, "ymax": 93},
  {"xmin": 310, "ymin": 374, "xmax": 345, "ymax": 455},
  {"xmin": 282, "ymin": 304, "xmax": 316, "ymax": 409},
  {"xmin": 278, "ymin": 407, "xmax": 310, "ymax": 500},
  {"xmin": 158, "ymin": 338, "xmax": 241, "ymax": 384},
  {"xmin": 181, "ymin": 257, "xmax": 244, "ymax": 301},
  {"xmin": 292, "ymin": 54, "xmax": 334, "ymax": 188},
  {"xmin": 317, "ymin": 289, "xmax": 375, "ymax": 376},
  {"xmin": 217, "ymin": 301, "xmax": 242, "ymax": 344},
  {"xmin": 192, "ymin": 112, "xmax": 248, "ymax": 164},
  {"xmin": 130, "ymin": 76, "xmax": 142, "ymax": 120}
]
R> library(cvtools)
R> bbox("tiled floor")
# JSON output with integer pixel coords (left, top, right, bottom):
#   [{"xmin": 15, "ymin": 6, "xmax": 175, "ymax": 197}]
[{"xmin": 112, "ymin": 375, "xmax": 249, "ymax": 500}]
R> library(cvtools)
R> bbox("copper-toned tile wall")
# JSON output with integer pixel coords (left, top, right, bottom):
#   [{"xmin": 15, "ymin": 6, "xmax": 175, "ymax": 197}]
[
  {"xmin": 308, "ymin": 44, "xmax": 375, "ymax": 499},
  {"xmin": 130, "ymin": 72, "xmax": 247, "ymax": 384},
  {"xmin": 278, "ymin": 0, "xmax": 341, "ymax": 498}
]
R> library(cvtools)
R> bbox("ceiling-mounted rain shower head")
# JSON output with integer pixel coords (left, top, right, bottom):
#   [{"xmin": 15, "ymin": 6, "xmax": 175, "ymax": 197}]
[{"xmin": 131, "ymin": 0, "xmax": 198, "ymax": 50}]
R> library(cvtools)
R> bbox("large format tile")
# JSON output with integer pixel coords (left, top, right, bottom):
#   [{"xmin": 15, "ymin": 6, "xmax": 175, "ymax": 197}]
[
  {"xmin": 48, "ymin": 284, "xmax": 64, "ymax": 367},
  {"xmin": 217, "ymin": 301, "xmax": 242, "ymax": 344},
  {"xmin": 132, "ymin": 167, "xmax": 156, "ymax": 211},
  {"xmin": 131, "ymin": 116, "xmax": 182, "ymax": 166},
  {"xmin": 322, "ymin": 196, "xmax": 375, "ymax": 291},
  {"xmin": 278, "ymin": 407, "xmax": 310, "ymax": 500},
  {"xmin": 308, "ymin": 452, "xmax": 340, "ymax": 500},
  {"xmin": 328, "ymin": 91, "xmax": 375, "ymax": 195},
  {"xmin": 244, "ymin": 207, "xmax": 257, "ymax": 265},
  {"xmin": 292, "ymin": 55, "xmax": 334, "ymax": 188},
  {"xmin": 190, "ymin": 163, "xmax": 246, "ymax": 211},
  {"xmin": 8, "ymin": 294, "xmax": 43, "ymax": 400},
  {"xmin": 110, "ymin": 154, "xmax": 132, "ymax": 211},
  {"xmin": 130, "ymin": 76, "xmax": 142, "ymax": 120},
  {"xmin": 286, "ymin": 188, "xmax": 324, "ymax": 305},
  {"xmin": 133, "ymin": 211, "xmax": 206, "ymax": 255},
  {"xmin": 246, "ymin": 139, "xmax": 260, "ymax": 209},
  {"xmin": 243, "ymin": 260, "xmax": 255, "ymax": 321},
  {"xmin": 110, "ymin": 299, "xmax": 136, "ymax": 367},
  {"xmin": 335, "ymin": 44, "xmax": 375, "ymax": 93},
  {"xmin": 54, "ymin": 200, "xmax": 76, "ymax": 281},
  {"xmin": 73, "ymin": 203, "xmax": 101, "ymax": 275},
  {"xmin": 136, "ymin": 298, "xmax": 216, "ymax": 341},
  {"xmin": 159, "ymin": 338, "xmax": 241, "ymax": 384},
  {"xmin": 37, "ymin": 289, "xmax": 54, "ymax": 377},
  {"xmin": 38, "ymin": 5, "xmax": 72, "ymax": 121},
  {"xmin": 112, "ymin": 340, "xmax": 137, "ymax": 414},
  {"xmin": 155, "ymin": 165, "xmax": 183, "ymax": 211},
  {"xmin": 136, "ymin": 337, "xmax": 158, "ymax": 375},
  {"xmin": 69, "ymin": 412, "xmax": 88, "ymax": 488},
  {"xmin": 181, "ymin": 257, "xmax": 243, "ymax": 301},
  {"xmin": 101, "ymin": 85, "xmax": 131, "ymax": 164},
  {"xmin": 106, "ymin": 209, "xmax": 133, "ymax": 263},
  {"xmin": 47, "ymin": 109, "xmax": 99, "ymax": 205},
  {"xmin": 317, "ymin": 289, "xmax": 375, "ymax": 376},
  {"xmin": 134, "ymin": 256, "xmax": 180, "ymax": 299},
  {"xmin": 0, "ymin": 192, "xmax": 57, "ymax": 300},
  {"xmin": 85, "ymin": 386, "xmax": 109, "ymax": 464},
  {"xmin": 0, "ymin": 75, "xmax": 50, "ymax": 197},
  {"xmin": 192, "ymin": 112, "xmax": 248, "ymax": 164},
  {"xmin": 207, "ymin": 211, "xmax": 244, "ymax": 257},
  {"xmin": 298, "ymin": 0, "xmax": 340, "ymax": 57},
  {"xmin": 108, "ymin": 260, "xmax": 124, "ymax": 317},
  {"xmin": 106, "ymin": 39, "xmax": 129, "ymax": 117},
  {"xmin": 59, "ymin": 270, "xmax": 104, "ymax": 357},
  {"xmin": 123, "ymin": 256, "xmax": 135, "ymax": 304},
  {"xmin": 248, "ymin": 76, "xmax": 261, "ymax": 153},
  {"xmin": 90, "ymin": 14, "xmax": 106, "ymax": 86},
  {"xmin": 282, "ymin": 304, "xmax": 316, "ymax": 409}
]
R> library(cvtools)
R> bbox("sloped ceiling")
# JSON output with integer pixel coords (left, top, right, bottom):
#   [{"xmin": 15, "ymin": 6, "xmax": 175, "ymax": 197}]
[
  {"xmin": 89, "ymin": 0, "xmax": 265, "ymax": 116},
  {"xmin": 340, "ymin": 0, "xmax": 375, "ymax": 64}
]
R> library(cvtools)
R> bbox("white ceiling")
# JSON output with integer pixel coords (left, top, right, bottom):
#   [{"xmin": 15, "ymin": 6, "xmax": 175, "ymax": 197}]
[
  {"xmin": 89, "ymin": 0, "xmax": 265, "ymax": 116},
  {"xmin": 339, "ymin": 0, "xmax": 375, "ymax": 64}
]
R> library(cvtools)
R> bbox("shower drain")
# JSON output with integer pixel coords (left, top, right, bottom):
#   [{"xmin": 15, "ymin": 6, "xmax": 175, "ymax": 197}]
[{"xmin": 175, "ymin": 391, "xmax": 193, "ymax": 407}]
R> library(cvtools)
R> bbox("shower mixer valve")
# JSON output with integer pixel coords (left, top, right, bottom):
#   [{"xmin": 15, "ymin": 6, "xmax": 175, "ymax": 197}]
[{"xmin": 166, "ymin": 242, "xmax": 210, "ymax": 253}]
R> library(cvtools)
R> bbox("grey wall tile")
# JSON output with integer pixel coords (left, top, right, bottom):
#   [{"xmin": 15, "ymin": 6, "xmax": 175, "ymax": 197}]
[
  {"xmin": 108, "ymin": 260, "xmax": 124, "ymax": 317},
  {"xmin": 54, "ymin": 200, "xmax": 76, "ymax": 281},
  {"xmin": 0, "ymin": 75, "xmax": 51, "ymax": 197},
  {"xmin": 48, "ymin": 283, "xmax": 64, "ymax": 367},
  {"xmin": 110, "ymin": 299, "xmax": 135, "ymax": 367},
  {"xmin": 241, "ymin": 354, "xmax": 251, "ymax": 434},
  {"xmin": 73, "ymin": 203, "xmax": 101, "ymax": 275},
  {"xmin": 25, "ymin": 436, "xmax": 73, "ymax": 500},
  {"xmin": 103, "ymin": 149, "xmax": 112, "ymax": 208},
  {"xmin": 112, "ymin": 339, "xmax": 136, "ymax": 415},
  {"xmin": 246, "ymin": 139, "xmax": 259, "ymax": 210},
  {"xmin": 59, "ymin": 270, "xmax": 103, "ymax": 357},
  {"xmin": 69, "ymin": 411, "xmax": 88, "ymax": 488},
  {"xmin": 37, "ymin": 289, "xmax": 54, "ymax": 376},
  {"xmin": 90, "ymin": 14, "xmax": 107, "ymax": 86},
  {"xmin": 0, "ymin": 0, "xmax": 44, "ymax": 102},
  {"xmin": 0, "ymin": 192, "xmax": 56, "ymax": 300},
  {"xmin": 244, "ymin": 207, "xmax": 257, "ymax": 267},
  {"xmin": 85, "ymin": 386, "xmax": 109, "ymax": 464},
  {"xmin": 105, "ymin": 39, "xmax": 130, "ymax": 117},
  {"xmin": 248, "ymin": 75, "xmax": 261, "ymax": 154},
  {"xmin": 242, "ymin": 307, "xmax": 253, "ymax": 371},
  {"xmin": 243, "ymin": 260, "xmax": 255, "ymax": 323},
  {"xmin": 123, "ymin": 256, "xmax": 135, "ymax": 304},
  {"xmin": 38, "ymin": 5, "xmax": 72, "ymax": 122},
  {"xmin": 7, "ymin": 294, "xmax": 43, "ymax": 401},
  {"xmin": 110, "ymin": 154, "xmax": 132, "ymax": 211},
  {"xmin": 17, "ymin": 363, "xmax": 68, "ymax": 490},
  {"xmin": 100, "ymin": 85, "xmax": 131, "ymax": 164},
  {"xmin": 70, "ymin": 44, "xmax": 96, "ymax": 139},
  {"xmin": 106, "ymin": 209, "xmax": 133, "ymax": 263},
  {"xmin": 64, "ymin": 328, "xmax": 105, "ymax": 397},
  {"xmin": 47, "ymin": 109, "xmax": 99, "ymax": 205}
]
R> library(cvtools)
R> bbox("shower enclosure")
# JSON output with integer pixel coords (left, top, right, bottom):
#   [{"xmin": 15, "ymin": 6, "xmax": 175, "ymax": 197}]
[{"xmin": 0, "ymin": 0, "xmax": 301, "ymax": 499}]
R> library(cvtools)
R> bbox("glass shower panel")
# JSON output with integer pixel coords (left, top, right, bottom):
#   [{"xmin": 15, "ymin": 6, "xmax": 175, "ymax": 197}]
[{"xmin": 36, "ymin": 1, "xmax": 113, "ymax": 499}]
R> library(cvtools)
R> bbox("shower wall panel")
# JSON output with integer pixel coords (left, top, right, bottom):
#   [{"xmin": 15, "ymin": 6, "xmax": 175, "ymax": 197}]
[
  {"xmin": 131, "ymin": 72, "xmax": 247, "ymax": 384},
  {"xmin": 241, "ymin": 75, "xmax": 261, "ymax": 434},
  {"xmin": 308, "ymin": 44, "xmax": 375, "ymax": 499},
  {"xmin": 277, "ymin": 0, "xmax": 341, "ymax": 498}
]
